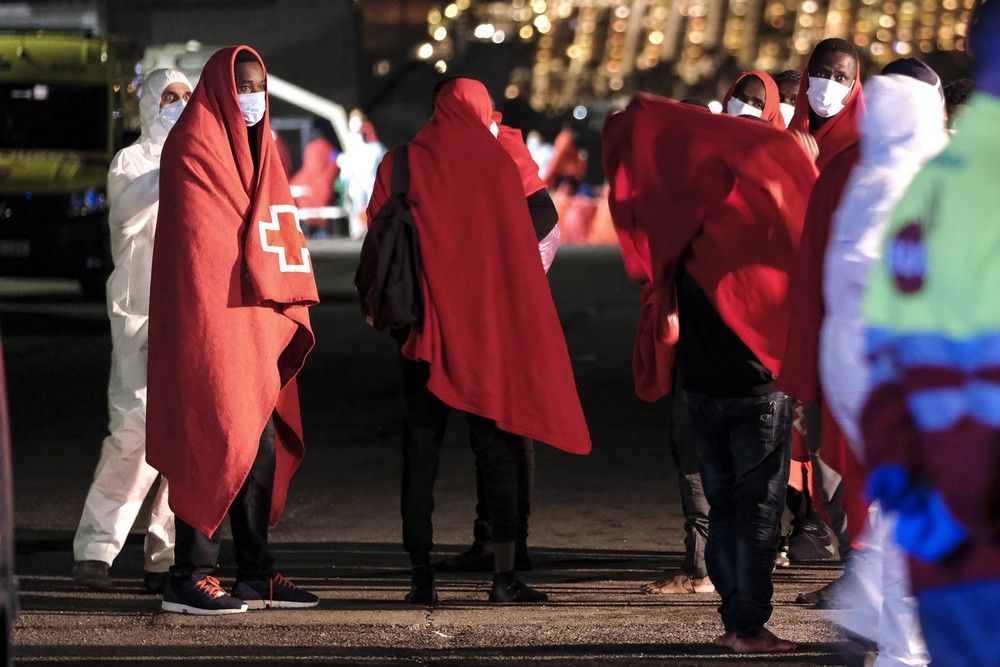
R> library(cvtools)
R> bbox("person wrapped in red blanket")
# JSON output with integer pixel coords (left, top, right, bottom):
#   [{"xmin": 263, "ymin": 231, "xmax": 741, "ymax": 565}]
[
  {"xmin": 434, "ymin": 107, "xmax": 562, "ymax": 575},
  {"xmin": 604, "ymin": 93, "xmax": 816, "ymax": 652},
  {"xmin": 147, "ymin": 46, "xmax": 319, "ymax": 615},
  {"xmin": 777, "ymin": 39, "xmax": 870, "ymax": 601},
  {"xmin": 722, "ymin": 70, "xmax": 786, "ymax": 129},
  {"xmin": 366, "ymin": 77, "xmax": 590, "ymax": 605}
]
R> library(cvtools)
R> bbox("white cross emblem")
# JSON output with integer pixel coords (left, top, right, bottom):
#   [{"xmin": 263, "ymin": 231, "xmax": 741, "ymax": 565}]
[{"xmin": 258, "ymin": 204, "xmax": 311, "ymax": 273}]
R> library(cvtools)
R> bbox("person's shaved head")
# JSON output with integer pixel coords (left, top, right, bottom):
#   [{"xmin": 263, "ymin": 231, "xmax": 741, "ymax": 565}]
[
  {"xmin": 774, "ymin": 70, "xmax": 801, "ymax": 106},
  {"xmin": 808, "ymin": 38, "xmax": 859, "ymax": 85}
]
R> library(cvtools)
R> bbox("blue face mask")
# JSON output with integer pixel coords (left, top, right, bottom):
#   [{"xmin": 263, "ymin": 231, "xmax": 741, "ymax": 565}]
[
  {"xmin": 158, "ymin": 99, "xmax": 186, "ymax": 131},
  {"xmin": 238, "ymin": 91, "xmax": 266, "ymax": 126}
]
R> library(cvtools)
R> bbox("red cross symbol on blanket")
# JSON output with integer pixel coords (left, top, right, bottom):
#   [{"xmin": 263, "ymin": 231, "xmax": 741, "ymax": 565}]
[{"xmin": 258, "ymin": 204, "xmax": 311, "ymax": 273}]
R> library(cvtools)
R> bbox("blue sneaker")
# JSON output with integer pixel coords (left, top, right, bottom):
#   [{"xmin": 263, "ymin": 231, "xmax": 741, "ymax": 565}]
[
  {"xmin": 161, "ymin": 575, "xmax": 248, "ymax": 616},
  {"xmin": 231, "ymin": 572, "xmax": 319, "ymax": 610}
]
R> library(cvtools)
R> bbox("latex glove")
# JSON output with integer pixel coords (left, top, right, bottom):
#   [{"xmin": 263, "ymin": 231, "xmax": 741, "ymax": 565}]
[
  {"xmin": 895, "ymin": 486, "xmax": 968, "ymax": 563},
  {"xmin": 866, "ymin": 463, "xmax": 913, "ymax": 511},
  {"xmin": 538, "ymin": 224, "xmax": 560, "ymax": 273}
]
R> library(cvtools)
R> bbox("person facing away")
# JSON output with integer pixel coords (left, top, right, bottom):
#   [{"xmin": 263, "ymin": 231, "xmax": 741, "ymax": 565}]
[
  {"xmin": 435, "ymin": 101, "xmax": 561, "ymax": 575},
  {"xmin": 365, "ymin": 76, "xmax": 591, "ymax": 605},
  {"xmin": 861, "ymin": 3, "xmax": 1000, "ymax": 663},
  {"xmin": 146, "ymin": 46, "xmax": 319, "ymax": 616},
  {"xmin": 71, "ymin": 69, "xmax": 192, "ymax": 595},
  {"xmin": 722, "ymin": 70, "xmax": 786, "ymax": 128}
]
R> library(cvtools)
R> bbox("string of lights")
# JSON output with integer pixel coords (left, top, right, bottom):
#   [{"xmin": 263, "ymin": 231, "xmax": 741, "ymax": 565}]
[{"xmin": 416, "ymin": 0, "xmax": 976, "ymax": 112}]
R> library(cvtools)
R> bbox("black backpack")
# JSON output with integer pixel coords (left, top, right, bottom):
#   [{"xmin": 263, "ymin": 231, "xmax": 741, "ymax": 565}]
[{"xmin": 354, "ymin": 145, "xmax": 424, "ymax": 331}]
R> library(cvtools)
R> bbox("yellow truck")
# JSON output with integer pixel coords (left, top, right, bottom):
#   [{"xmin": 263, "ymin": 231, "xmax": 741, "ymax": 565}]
[{"xmin": 0, "ymin": 31, "xmax": 140, "ymax": 298}]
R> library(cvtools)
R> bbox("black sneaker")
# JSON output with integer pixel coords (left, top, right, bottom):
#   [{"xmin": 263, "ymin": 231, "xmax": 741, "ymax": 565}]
[
  {"xmin": 161, "ymin": 575, "xmax": 248, "ymax": 616},
  {"xmin": 231, "ymin": 572, "xmax": 319, "ymax": 610},
  {"xmin": 72, "ymin": 560, "xmax": 112, "ymax": 591},
  {"xmin": 404, "ymin": 566, "xmax": 438, "ymax": 605},
  {"xmin": 143, "ymin": 571, "xmax": 170, "ymax": 595},
  {"xmin": 788, "ymin": 519, "xmax": 836, "ymax": 562},
  {"xmin": 489, "ymin": 570, "xmax": 548, "ymax": 603}
]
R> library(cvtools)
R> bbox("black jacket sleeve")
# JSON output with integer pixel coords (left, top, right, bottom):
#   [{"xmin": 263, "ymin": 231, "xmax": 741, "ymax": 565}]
[{"xmin": 526, "ymin": 188, "xmax": 558, "ymax": 241}]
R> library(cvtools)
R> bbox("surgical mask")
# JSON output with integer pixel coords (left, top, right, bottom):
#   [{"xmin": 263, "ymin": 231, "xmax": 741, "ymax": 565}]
[
  {"xmin": 158, "ymin": 99, "xmax": 186, "ymax": 131},
  {"xmin": 238, "ymin": 91, "xmax": 266, "ymax": 126},
  {"xmin": 807, "ymin": 77, "xmax": 852, "ymax": 118},
  {"xmin": 489, "ymin": 121, "xmax": 499, "ymax": 137},
  {"xmin": 726, "ymin": 98, "xmax": 762, "ymax": 119},
  {"xmin": 779, "ymin": 102, "xmax": 796, "ymax": 127}
]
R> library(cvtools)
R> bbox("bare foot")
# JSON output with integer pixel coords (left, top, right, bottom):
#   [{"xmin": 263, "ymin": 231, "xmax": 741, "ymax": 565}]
[
  {"xmin": 641, "ymin": 572, "xmax": 715, "ymax": 594},
  {"xmin": 729, "ymin": 628, "xmax": 797, "ymax": 653}
]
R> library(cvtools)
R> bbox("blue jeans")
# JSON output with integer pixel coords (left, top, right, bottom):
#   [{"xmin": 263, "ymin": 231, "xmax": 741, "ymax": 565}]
[
  {"xmin": 918, "ymin": 581, "xmax": 1000, "ymax": 667},
  {"xmin": 684, "ymin": 390, "xmax": 793, "ymax": 637}
]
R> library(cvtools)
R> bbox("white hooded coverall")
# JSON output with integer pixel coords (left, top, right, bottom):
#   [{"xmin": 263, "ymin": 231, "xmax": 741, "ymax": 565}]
[
  {"xmin": 820, "ymin": 74, "xmax": 949, "ymax": 667},
  {"xmin": 73, "ymin": 69, "xmax": 192, "ymax": 572}
]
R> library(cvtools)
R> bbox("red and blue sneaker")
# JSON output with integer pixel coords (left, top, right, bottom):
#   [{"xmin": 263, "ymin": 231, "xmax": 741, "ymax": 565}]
[
  {"xmin": 161, "ymin": 575, "xmax": 248, "ymax": 616},
  {"xmin": 231, "ymin": 572, "xmax": 319, "ymax": 610}
]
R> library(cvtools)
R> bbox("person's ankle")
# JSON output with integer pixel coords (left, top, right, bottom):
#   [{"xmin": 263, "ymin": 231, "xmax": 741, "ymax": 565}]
[
  {"xmin": 492, "ymin": 569, "xmax": 516, "ymax": 584},
  {"xmin": 409, "ymin": 551, "xmax": 431, "ymax": 568}
]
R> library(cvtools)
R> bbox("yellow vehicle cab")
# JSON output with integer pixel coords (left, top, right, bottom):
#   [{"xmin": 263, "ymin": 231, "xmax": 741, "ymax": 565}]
[{"xmin": 0, "ymin": 31, "xmax": 140, "ymax": 298}]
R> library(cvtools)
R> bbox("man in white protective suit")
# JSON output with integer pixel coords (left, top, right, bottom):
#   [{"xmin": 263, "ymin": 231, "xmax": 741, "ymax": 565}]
[
  {"xmin": 72, "ymin": 69, "xmax": 193, "ymax": 593},
  {"xmin": 820, "ymin": 62, "xmax": 948, "ymax": 666}
]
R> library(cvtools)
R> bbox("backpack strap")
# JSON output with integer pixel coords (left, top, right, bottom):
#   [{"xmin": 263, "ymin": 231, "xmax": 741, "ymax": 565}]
[{"xmin": 390, "ymin": 144, "xmax": 410, "ymax": 197}]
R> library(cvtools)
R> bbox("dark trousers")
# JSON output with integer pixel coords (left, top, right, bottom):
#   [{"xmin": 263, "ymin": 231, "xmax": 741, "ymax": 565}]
[
  {"xmin": 170, "ymin": 419, "xmax": 277, "ymax": 582},
  {"xmin": 667, "ymin": 387, "xmax": 710, "ymax": 579},
  {"xmin": 400, "ymin": 356, "xmax": 521, "ymax": 559},
  {"xmin": 472, "ymin": 438, "xmax": 534, "ymax": 546},
  {"xmin": 803, "ymin": 405, "xmax": 852, "ymax": 557},
  {"xmin": 684, "ymin": 390, "xmax": 793, "ymax": 638}
]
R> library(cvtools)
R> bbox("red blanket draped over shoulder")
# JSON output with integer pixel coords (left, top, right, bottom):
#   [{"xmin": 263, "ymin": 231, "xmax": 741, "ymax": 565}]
[
  {"xmin": 366, "ymin": 79, "xmax": 590, "ymax": 455},
  {"xmin": 147, "ymin": 46, "xmax": 319, "ymax": 536},
  {"xmin": 602, "ymin": 94, "xmax": 817, "ymax": 401}
]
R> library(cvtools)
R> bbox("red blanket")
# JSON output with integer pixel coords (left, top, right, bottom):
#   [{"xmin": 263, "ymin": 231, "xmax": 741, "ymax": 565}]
[
  {"xmin": 788, "ymin": 69, "xmax": 865, "ymax": 172},
  {"xmin": 367, "ymin": 79, "xmax": 590, "ymax": 455},
  {"xmin": 147, "ymin": 46, "xmax": 319, "ymax": 536},
  {"xmin": 603, "ymin": 94, "xmax": 817, "ymax": 401},
  {"xmin": 778, "ymin": 145, "xmax": 860, "ymax": 405},
  {"xmin": 777, "ymin": 143, "xmax": 869, "ymax": 543},
  {"xmin": 722, "ymin": 71, "xmax": 785, "ymax": 129}
]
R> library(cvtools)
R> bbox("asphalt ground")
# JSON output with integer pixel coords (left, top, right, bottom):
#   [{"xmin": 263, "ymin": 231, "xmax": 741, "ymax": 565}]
[{"xmin": 1, "ymin": 245, "xmax": 860, "ymax": 665}]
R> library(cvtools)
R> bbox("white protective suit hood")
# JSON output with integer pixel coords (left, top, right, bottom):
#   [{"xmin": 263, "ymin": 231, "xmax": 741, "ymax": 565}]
[
  {"xmin": 138, "ymin": 68, "xmax": 192, "ymax": 147},
  {"xmin": 828, "ymin": 73, "xmax": 949, "ymax": 305},
  {"xmin": 820, "ymin": 73, "xmax": 949, "ymax": 451}
]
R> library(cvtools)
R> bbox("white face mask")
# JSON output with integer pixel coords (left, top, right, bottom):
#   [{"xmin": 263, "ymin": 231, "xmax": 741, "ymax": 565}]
[
  {"xmin": 239, "ymin": 91, "xmax": 266, "ymax": 126},
  {"xmin": 779, "ymin": 102, "xmax": 796, "ymax": 127},
  {"xmin": 158, "ymin": 99, "xmax": 186, "ymax": 132},
  {"xmin": 489, "ymin": 121, "xmax": 499, "ymax": 137},
  {"xmin": 807, "ymin": 77, "xmax": 853, "ymax": 118},
  {"xmin": 726, "ymin": 98, "xmax": 763, "ymax": 119}
]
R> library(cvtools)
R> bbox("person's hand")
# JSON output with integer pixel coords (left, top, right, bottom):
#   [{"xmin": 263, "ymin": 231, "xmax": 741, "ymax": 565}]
[{"xmin": 792, "ymin": 130, "xmax": 819, "ymax": 162}]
